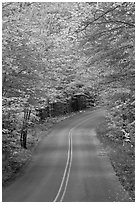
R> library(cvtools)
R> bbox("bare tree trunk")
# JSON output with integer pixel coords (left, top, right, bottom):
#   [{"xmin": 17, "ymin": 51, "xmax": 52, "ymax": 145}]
[{"xmin": 20, "ymin": 108, "xmax": 31, "ymax": 149}]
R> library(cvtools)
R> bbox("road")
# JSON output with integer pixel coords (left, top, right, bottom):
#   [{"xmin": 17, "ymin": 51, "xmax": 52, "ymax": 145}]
[{"xmin": 2, "ymin": 109, "xmax": 131, "ymax": 202}]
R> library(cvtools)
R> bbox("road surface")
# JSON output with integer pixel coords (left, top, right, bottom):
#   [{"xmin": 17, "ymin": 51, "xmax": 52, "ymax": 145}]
[{"xmin": 2, "ymin": 109, "xmax": 131, "ymax": 202}]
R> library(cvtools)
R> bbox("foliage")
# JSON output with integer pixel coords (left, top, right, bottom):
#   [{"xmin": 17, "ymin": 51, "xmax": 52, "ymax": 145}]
[
  {"xmin": 2, "ymin": 1, "xmax": 135, "ymax": 146},
  {"xmin": 76, "ymin": 2, "xmax": 135, "ymax": 145}
]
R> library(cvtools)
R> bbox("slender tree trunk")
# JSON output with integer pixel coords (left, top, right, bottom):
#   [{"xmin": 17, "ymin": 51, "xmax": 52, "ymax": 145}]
[{"xmin": 20, "ymin": 108, "xmax": 31, "ymax": 149}]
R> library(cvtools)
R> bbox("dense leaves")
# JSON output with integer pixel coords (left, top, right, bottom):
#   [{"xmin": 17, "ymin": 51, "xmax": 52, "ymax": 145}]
[
  {"xmin": 76, "ymin": 2, "xmax": 135, "ymax": 143},
  {"xmin": 2, "ymin": 1, "xmax": 135, "ymax": 147}
]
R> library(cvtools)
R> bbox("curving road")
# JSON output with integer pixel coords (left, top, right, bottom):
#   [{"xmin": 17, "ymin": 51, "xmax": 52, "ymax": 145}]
[{"xmin": 2, "ymin": 109, "xmax": 131, "ymax": 202}]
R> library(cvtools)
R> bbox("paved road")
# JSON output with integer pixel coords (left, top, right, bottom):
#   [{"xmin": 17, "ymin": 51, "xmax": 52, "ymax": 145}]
[{"xmin": 2, "ymin": 110, "xmax": 131, "ymax": 202}]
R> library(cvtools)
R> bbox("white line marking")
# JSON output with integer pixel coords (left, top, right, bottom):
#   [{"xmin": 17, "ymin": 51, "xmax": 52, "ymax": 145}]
[
  {"xmin": 53, "ymin": 115, "xmax": 94, "ymax": 202},
  {"xmin": 60, "ymin": 133, "xmax": 73, "ymax": 202},
  {"xmin": 53, "ymin": 131, "xmax": 72, "ymax": 202}
]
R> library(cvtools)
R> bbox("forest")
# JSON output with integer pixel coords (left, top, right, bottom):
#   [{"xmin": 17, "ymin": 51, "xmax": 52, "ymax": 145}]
[{"xmin": 2, "ymin": 2, "xmax": 135, "ymax": 200}]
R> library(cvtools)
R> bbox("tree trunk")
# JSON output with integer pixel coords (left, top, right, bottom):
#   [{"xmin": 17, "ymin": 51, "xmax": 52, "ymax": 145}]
[{"xmin": 20, "ymin": 108, "xmax": 31, "ymax": 149}]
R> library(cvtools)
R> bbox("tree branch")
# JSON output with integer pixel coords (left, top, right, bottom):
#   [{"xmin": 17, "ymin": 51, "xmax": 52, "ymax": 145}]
[
  {"xmin": 76, "ymin": 3, "xmax": 129, "ymax": 33},
  {"xmin": 2, "ymin": 2, "xmax": 13, "ymax": 9},
  {"xmin": 94, "ymin": 20, "xmax": 134, "ymax": 27},
  {"xmin": 87, "ymin": 26, "xmax": 125, "ymax": 39}
]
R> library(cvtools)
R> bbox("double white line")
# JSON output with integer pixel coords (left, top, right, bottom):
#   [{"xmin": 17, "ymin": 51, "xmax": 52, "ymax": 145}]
[
  {"xmin": 53, "ymin": 130, "xmax": 73, "ymax": 202},
  {"xmin": 53, "ymin": 116, "xmax": 93, "ymax": 202}
]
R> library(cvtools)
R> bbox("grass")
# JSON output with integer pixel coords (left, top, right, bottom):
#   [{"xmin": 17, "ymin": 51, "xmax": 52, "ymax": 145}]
[{"xmin": 96, "ymin": 115, "xmax": 135, "ymax": 201}]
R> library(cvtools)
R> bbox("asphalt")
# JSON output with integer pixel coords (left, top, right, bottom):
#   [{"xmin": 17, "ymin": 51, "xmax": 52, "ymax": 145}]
[{"xmin": 2, "ymin": 109, "xmax": 131, "ymax": 202}]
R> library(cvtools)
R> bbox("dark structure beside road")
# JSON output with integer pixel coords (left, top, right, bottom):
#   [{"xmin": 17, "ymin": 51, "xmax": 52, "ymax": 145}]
[{"xmin": 36, "ymin": 93, "xmax": 95, "ymax": 120}]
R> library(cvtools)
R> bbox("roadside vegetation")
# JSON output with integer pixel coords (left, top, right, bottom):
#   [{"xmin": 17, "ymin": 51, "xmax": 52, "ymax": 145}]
[
  {"xmin": 96, "ymin": 109, "xmax": 135, "ymax": 201},
  {"xmin": 2, "ymin": 2, "xmax": 135, "ymax": 200}
]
